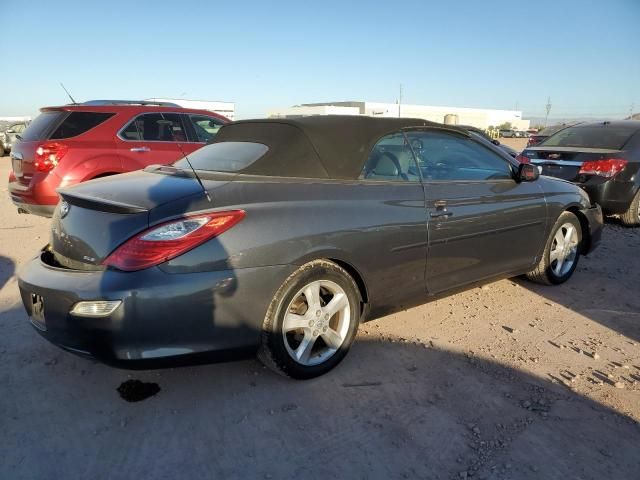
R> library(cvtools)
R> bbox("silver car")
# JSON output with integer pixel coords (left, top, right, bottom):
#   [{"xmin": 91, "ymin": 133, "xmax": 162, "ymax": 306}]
[{"xmin": 1, "ymin": 121, "xmax": 28, "ymax": 155}]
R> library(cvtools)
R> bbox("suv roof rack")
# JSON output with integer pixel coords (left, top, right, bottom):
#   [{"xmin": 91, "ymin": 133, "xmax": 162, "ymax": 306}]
[{"xmin": 80, "ymin": 100, "xmax": 182, "ymax": 107}]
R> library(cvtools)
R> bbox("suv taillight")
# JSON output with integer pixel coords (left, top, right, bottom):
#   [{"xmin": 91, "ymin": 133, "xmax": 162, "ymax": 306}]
[
  {"xmin": 578, "ymin": 159, "xmax": 627, "ymax": 178},
  {"xmin": 35, "ymin": 142, "xmax": 68, "ymax": 172},
  {"xmin": 516, "ymin": 153, "xmax": 530, "ymax": 163},
  {"xmin": 102, "ymin": 210, "xmax": 245, "ymax": 271}
]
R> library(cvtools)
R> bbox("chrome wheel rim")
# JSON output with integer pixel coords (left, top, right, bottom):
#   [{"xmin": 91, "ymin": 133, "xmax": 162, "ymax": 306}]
[
  {"xmin": 282, "ymin": 280, "xmax": 351, "ymax": 366},
  {"xmin": 549, "ymin": 222, "xmax": 579, "ymax": 277}
]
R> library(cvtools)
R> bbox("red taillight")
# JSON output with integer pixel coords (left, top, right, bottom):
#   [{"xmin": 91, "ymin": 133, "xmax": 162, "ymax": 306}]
[
  {"xmin": 34, "ymin": 142, "xmax": 68, "ymax": 172},
  {"xmin": 578, "ymin": 158, "xmax": 627, "ymax": 178},
  {"xmin": 516, "ymin": 153, "xmax": 530, "ymax": 163},
  {"xmin": 527, "ymin": 137, "xmax": 539, "ymax": 147},
  {"xmin": 102, "ymin": 210, "xmax": 245, "ymax": 271}
]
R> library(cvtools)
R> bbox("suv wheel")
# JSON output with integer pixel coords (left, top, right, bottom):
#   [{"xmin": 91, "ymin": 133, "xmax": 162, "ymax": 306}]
[
  {"xmin": 258, "ymin": 260, "xmax": 361, "ymax": 379},
  {"xmin": 526, "ymin": 212, "xmax": 582, "ymax": 285},
  {"xmin": 619, "ymin": 190, "xmax": 640, "ymax": 227}
]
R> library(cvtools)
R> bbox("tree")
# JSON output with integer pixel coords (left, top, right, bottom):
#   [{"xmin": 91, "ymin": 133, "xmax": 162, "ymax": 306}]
[{"xmin": 497, "ymin": 122, "xmax": 512, "ymax": 130}]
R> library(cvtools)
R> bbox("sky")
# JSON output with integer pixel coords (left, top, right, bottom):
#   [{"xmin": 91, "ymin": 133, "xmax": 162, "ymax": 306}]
[{"xmin": 0, "ymin": 0, "xmax": 639, "ymax": 120}]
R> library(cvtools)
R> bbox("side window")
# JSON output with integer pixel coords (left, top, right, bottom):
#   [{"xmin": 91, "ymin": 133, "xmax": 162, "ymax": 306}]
[
  {"xmin": 188, "ymin": 115, "xmax": 224, "ymax": 143},
  {"xmin": 360, "ymin": 132, "xmax": 420, "ymax": 181},
  {"xmin": 120, "ymin": 113, "xmax": 187, "ymax": 142},
  {"xmin": 405, "ymin": 130, "xmax": 513, "ymax": 181}
]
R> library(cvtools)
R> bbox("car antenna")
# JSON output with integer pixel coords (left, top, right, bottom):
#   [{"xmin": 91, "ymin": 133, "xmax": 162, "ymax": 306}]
[
  {"xmin": 159, "ymin": 113, "xmax": 211, "ymax": 202},
  {"xmin": 59, "ymin": 82, "xmax": 77, "ymax": 104}
]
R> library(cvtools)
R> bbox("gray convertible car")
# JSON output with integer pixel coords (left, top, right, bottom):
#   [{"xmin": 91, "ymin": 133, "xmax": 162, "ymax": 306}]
[{"xmin": 18, "ymin": 116, "xmax": 602, "ymax": 378}]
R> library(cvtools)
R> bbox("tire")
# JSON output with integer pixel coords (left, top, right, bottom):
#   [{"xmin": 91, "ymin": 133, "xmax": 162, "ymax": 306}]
[
  {"xmin": 257, "ymin": 259, "xmax": 361, "ymax": 379},
  {"xmin": 526, "ymin": 212, "xmax": 582, "ymax": 285},
  {"xmin": 619, "ymin": 190, "xmax": 640, "ymax": 227}
]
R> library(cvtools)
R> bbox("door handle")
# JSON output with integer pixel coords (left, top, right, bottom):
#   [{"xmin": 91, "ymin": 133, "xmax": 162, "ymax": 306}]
[
  {"xmin": 430, "ymin": 200, "xmax": 453, "ymax": 219},
  {"xmin": 430, "ymin": 210, "xmax": 453, "ymax": 219},
  {"xmin": 130, "ymin": 146, "xmax": 151, "ymax": 153}
]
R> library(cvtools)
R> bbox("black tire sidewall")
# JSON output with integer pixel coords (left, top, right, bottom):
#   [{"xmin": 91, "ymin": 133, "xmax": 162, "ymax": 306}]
[
  {"xmin": 266, "ymin": 263, "xmax": 360, "ymax": 379},
  {"xmin": 545, "ymin": 213, "xmax": 582, "ymax": 284}
]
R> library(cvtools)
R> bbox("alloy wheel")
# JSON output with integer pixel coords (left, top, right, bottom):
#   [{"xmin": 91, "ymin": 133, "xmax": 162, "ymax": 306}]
[
  {"xmin": 282, "ymin": 280, "xmax": 351, "ymax": 366},
  {"xmin": 549, "ymin": 222, "xmax": 579, "ymax": 277}
]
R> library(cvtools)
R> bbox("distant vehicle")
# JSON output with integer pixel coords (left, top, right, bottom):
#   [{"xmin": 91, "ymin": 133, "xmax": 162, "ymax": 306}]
[
  {"xmin": 515, "ymin": 131, "xmax": 529, "ymax": 138},
  {"xmin": 1, "ymin": 121, "xmax": 29, "ymax": 155},
  {"xmin": 526, "ymin": 122, "xmax": 581, "ymax": 147},
  {"xmin": 8, "ymin": 100, "xmax": 229, "ymax": 217},
  {"xmin": 519, "ymin": 121, "xmax": 640, "ymax": 226},
  {"xmin": 458, "ymin": 125, "xmax": 519, "ymax": 158},
  {"xmin": 499, "ymin": 129, "xmax": 515, "ymax": 138},
  {"xmin": 18, "ymin": 116, "xmax": 601, "ymax": 378}
]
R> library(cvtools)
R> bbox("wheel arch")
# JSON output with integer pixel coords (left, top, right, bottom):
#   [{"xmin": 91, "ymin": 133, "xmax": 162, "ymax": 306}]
[{"xmin": 565, "ymin": 206, "xmax": 592, "ymax": 255}]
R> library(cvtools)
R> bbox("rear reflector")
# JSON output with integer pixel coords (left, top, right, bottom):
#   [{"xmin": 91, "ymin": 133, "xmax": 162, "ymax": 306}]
[
  {"xmin": 102, "ymin": 210, "xmax": 245, "ymax": 271},
  {"xmin": 70, "ymin": 300, "xmax": 122, "ymax": 317},
  {"xmin": 578, "ymin": 158, "xmax": 627, "ymax": 178}
]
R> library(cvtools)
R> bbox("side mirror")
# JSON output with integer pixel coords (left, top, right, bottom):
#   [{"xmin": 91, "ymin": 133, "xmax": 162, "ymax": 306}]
[{"xmin": 518, "ymin": 163, "xmax": 540, "ymax": 182}]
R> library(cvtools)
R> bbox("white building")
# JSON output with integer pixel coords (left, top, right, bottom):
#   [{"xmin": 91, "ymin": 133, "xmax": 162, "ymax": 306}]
[
  {"xmin": 147, "ymin": 98, "xmax": 235, "ymax": 120},
  {"xmin": 269, "ymin": 101, "xmax": 529, "ymax": 130}
]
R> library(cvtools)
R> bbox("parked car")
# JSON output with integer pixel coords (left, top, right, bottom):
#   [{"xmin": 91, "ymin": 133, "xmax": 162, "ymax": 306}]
[
  {"xmin": 1, "ymin": 121, "xmax": 29, "ymax": 155},
  {"xmin": 18, "ymin": 116, "xmax": 602, "ymax": 379},
  {"xmin": 526, "ymin": 122, "xmax": 581, "ymax": 147},
  {"xmin": 499, "ymin": 129, "xmax": 515, "ymax": 138},
  {"xmin": 8, "ymin": 100, "xmax": 228, "ymax": 217},
  {"xmin": 518, "ymin": 120, "xmax": 640, "ymax": 226},
  {"xmin": 458, "ymin": 125, "xmax": 519, "ymax": 157}
]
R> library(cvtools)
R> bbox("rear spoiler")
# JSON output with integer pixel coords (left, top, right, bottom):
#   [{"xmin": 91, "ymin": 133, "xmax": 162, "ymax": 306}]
[{"xmin": 58, "ymin": 190, "xmax": 148, "ymax": 214}]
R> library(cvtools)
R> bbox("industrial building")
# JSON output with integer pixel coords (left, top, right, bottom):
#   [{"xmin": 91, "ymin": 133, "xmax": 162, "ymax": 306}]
[
  {"xmin": 146, "ymin": 98, "xmax": 235, "ymax": 120},
  {"xmin": 268, "ymin": 101, "xmax": 529, "ymax": 130}
]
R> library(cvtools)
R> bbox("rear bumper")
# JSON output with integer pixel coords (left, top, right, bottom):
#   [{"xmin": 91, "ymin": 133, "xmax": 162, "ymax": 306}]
[
  {"xmin": 581, "ymin": 204, "xmax": 603, "ymax": 255},
  {"xmin": 581, "ymin": 179, "xmax": 638, "ymax": 214},
  {"xmin": 9, "ymin": 174, "xmax": 60, "ymax": 217},
  {"xmin": 18, "ymin": 250, "xmax": 296, "ymax": 367}
]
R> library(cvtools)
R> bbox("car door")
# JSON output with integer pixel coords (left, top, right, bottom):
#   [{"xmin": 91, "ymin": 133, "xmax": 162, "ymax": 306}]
[
  {"xmin": 355, "ymin": 132, "xmax": 429, "ymax": 315},
  {"xmin": 116, "ymin": 112, "xmax": 198, "ymax": 171},
  {"xmin": 405, "ymin": 129, "xmax": 547, "ymax": 294}
]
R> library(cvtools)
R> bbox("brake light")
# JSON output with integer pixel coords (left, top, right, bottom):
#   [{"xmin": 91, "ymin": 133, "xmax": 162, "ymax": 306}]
[
  {"xmin": 35, "ymin": 142, "xmax": 68, "ymax": 172},
  {"xmin": 516, "ymin": 153, "xmax": 530, "ymax": 163},
  {"xmin": 102, "ymin": 210, "xmax": 245, "ymax": 271},
  {"xmin": 578, "ymin": 159, "xmax": 627, "ymax": 178}
]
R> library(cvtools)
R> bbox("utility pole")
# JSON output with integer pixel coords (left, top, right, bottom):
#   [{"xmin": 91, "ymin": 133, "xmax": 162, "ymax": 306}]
[
  {"xmin": 544, "ymin": 97, "xmax": 552, "ymax": 127},
  {"xmin": 630, "ymin": 103, "xmax": 635, "ymax": 119},
  {"xmin": 399, "ymin": 84, "xmax": 403, "ymax": 118}
]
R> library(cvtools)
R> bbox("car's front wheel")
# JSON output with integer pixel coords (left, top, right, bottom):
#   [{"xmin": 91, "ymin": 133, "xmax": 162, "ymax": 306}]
[
  {"xmin": 526, "ymin": 211, "xmax": 582, "ymax": 285},
  {"xmin": 619, "ymin": 190, "xmax": 640, "ymax": 227},
  {"xmin": 258, "ymin": 259, "xmax": 361, "ymax": 379}
]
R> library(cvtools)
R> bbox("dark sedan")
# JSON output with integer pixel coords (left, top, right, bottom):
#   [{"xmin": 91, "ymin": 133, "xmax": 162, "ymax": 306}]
[
  {"xmin": 18, "ymin": 116, "xmax": 602, "ymax": 378},
  {"xmin": 519, "ymin": 121, "xmax": 640, "ymax": 226}
]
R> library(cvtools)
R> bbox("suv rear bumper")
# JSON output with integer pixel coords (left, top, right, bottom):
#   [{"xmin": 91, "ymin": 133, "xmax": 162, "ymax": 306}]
[
  {"xmin": 10, "ymin": 195, "xmax": 56, "ymax": 217},
  {"xmin": 9, "ymin": 174, "xmax": 60, "ymax": 217}
]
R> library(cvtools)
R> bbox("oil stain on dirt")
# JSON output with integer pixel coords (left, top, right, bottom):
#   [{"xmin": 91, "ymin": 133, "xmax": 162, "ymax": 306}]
[{"xmin": 117, "ymin": 380, "xmax": 161, "ymax": 402}]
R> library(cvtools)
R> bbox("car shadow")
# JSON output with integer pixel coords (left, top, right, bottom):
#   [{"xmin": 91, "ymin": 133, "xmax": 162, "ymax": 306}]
[
  {"xmin": 0, "ymin": 255, "xmax": 15, "ymax": 292},
  {"xmin": 514, "ymin": 223, "xmax": 640, "ymax": 342},
  {"xmin": 1, "ymin": 306, "xmax": 638, "ymax": 480}
]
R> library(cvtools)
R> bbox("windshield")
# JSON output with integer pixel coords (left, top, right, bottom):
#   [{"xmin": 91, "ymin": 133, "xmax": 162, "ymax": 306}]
[
  {"xmin": 541, "ymin": 125, "xmax": 637, "ymax": 149},
  {"xmin": 173, "ymin": 141, "xmax": 269, "ymax": 172}
]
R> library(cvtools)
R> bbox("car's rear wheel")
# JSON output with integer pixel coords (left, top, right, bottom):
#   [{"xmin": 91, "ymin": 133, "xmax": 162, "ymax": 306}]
[
  {"xmin": 619, "ymin": 190, "xmax": 640, "ymax": 227},
  {"xmin": 258, "ymin": 259, "xmax": 361, "ymax": 379},
  {"xmin": 526, "ymin": 211, "xmax": 582, "ymax": 285}
]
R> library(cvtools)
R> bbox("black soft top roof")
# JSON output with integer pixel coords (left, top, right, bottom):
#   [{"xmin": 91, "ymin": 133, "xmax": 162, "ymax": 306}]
[{"xmin": 211, "ymin": 116, "xmax": 443, "ymax": 179}]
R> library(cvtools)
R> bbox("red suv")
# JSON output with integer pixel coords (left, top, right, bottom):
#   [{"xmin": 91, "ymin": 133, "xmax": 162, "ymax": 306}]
[{"xmin": 8, "ymin": 100, "xmax": 229, "ymax": 217}]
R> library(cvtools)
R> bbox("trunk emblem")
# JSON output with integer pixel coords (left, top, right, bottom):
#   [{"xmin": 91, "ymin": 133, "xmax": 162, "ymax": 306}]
[{"xmin": 60, "ymin": 201, "xmax": 70, "ymax": 218}]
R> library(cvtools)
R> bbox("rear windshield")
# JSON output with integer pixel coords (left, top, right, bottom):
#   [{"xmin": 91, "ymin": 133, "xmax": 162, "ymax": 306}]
[
  {"xmin": 20, "ymin": 111, "xmax": 66, "ymax": 141},
  {"xmin": 50, "ymin": 111, "xmax": 114, "ymax": 139},
  {"xmin": 542, "ymin": 125, "xmax": 637, "ymax": 149},
  {"xmin": 173, "ymin": 141, "xmax": 269, "ymax": 172}
]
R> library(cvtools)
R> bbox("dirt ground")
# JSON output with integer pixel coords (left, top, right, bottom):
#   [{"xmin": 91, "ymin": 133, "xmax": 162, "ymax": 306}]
[{"xmin": 0, "ymin": 155, "xmax": 638, "ymax": 479}]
